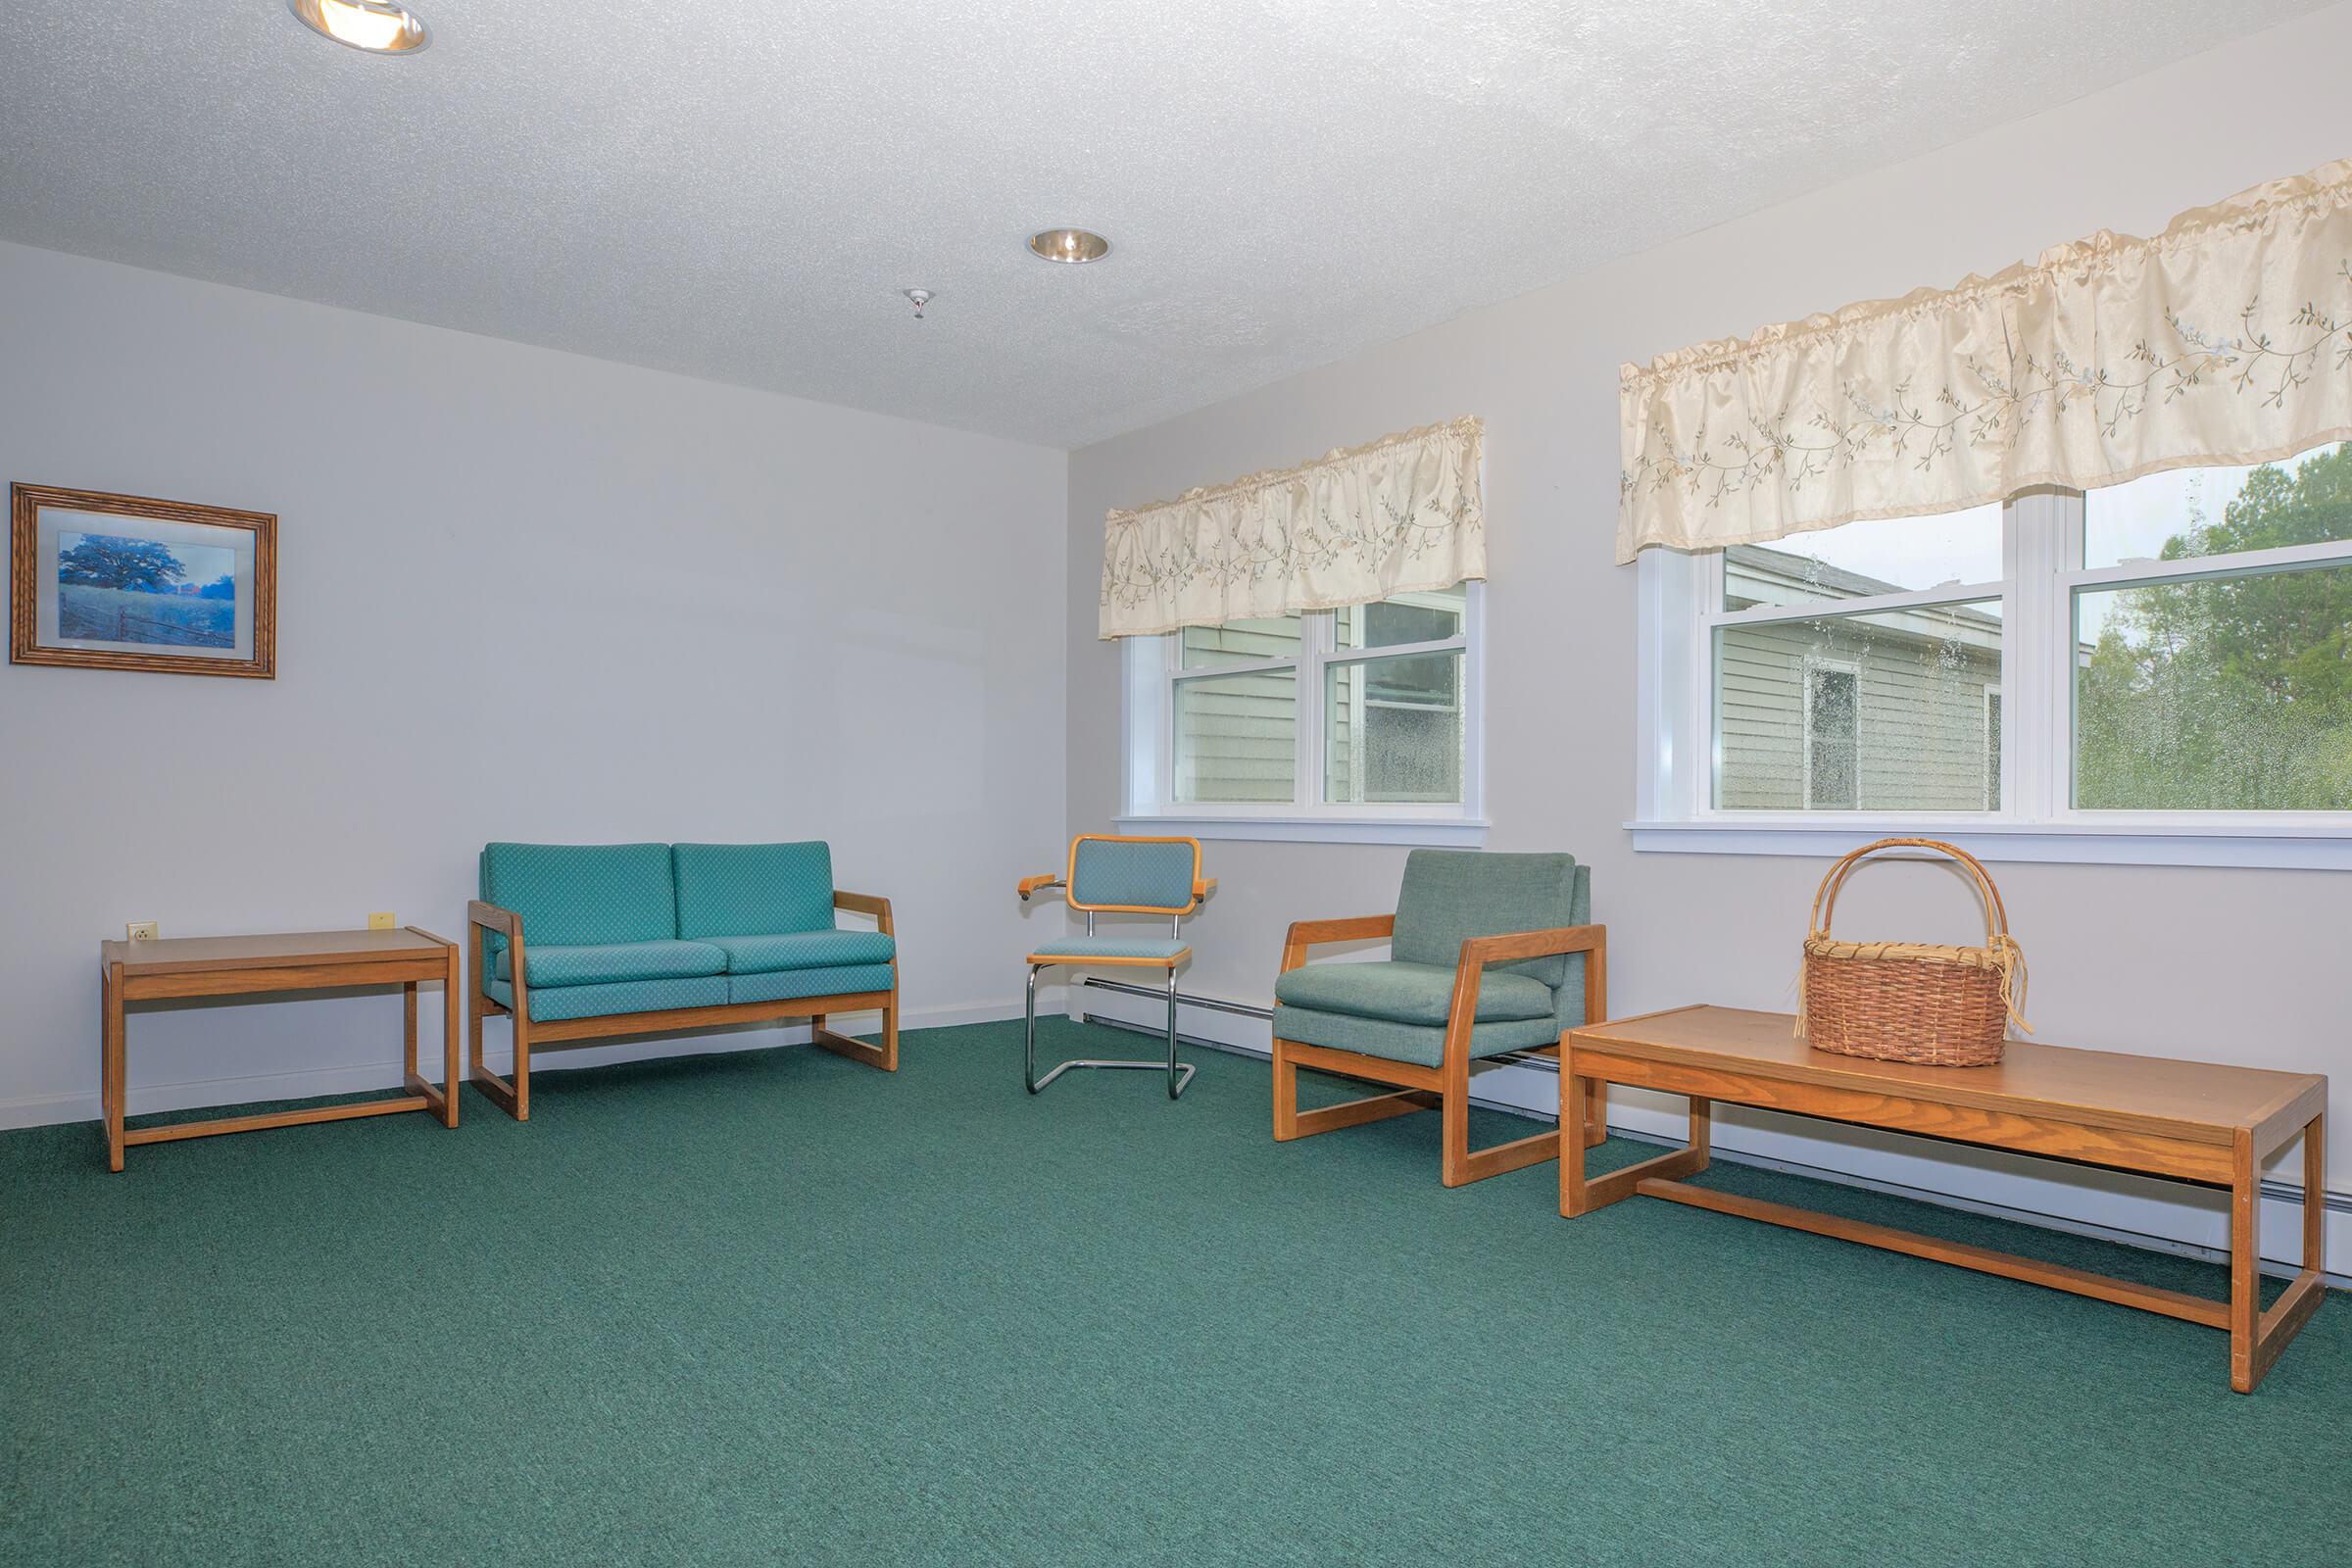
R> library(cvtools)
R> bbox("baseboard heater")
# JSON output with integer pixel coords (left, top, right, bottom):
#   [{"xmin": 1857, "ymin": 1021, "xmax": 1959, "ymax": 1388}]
[{"xmin": 1076, "ymin": 975, "xmax": 2351, "ymax": 1277}]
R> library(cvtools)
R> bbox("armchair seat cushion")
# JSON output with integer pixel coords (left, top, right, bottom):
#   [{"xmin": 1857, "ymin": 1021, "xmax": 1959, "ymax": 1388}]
[
  {"xmin": 495, "ymin": 939, "xmax": 727, "ymax": 988},
  {"xmin": 1028, "ymin": 938, "xmax": 1191, "ymax": 966},
  {"xmin": 1273, "ymin": 960, "xmax": 1553, "ymax": 1027},
  {"xmin": 1272, "ymin": 1004, "xmax": 1561, "ymax": 1069},
  {"xmin": 707, "ymin": 930, "xmax": 896, "ymax": 974}
]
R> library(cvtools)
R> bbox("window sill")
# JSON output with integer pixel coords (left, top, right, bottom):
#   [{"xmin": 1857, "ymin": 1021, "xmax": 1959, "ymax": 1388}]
[
  {"xmin": 1118, "ymin": 813, "xmax": 1491, "ymax": 848},
  {"xmin": 1627, "ymin": 817, "xmax": 2352, "ymax": 871}
]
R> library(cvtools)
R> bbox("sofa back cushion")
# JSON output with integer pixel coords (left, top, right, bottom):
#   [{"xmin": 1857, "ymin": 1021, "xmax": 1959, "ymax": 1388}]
[
  {"xmin": 673, "ymin": 842, "xmax": 835, "ymax": 938},
  {"xmin": 1390, "ymin": 849, "xmax": 1585, "ymax": 991},
  {"xmin": 479, "ymin": 843, "xmax": 679, "ymax": 947}
]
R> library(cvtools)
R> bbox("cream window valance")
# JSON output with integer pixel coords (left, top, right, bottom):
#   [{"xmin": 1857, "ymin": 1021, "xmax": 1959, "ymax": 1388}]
[
  {"xmin": 1617, "ymin": 158, "xmax": 2352, "ymax": 564},
  {"xmin": 1098, "ymin": 416, "xmax": 1486, "ymax": 639}
]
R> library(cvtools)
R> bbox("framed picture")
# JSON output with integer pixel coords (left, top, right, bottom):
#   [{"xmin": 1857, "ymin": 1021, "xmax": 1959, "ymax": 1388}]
[{"xmin": 9, "ymin": 484, "xmax": 276, "ymax": 678}]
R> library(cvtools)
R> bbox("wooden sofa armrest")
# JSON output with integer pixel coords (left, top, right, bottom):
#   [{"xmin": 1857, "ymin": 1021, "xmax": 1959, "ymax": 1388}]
[
  {"xmin": 1279, "ymin": 913, "xmax": 1396, "ymax": 973},
  {"xmin": 1451, "ymin": 923, "xmax": 1609, "ymax": 1030},
  {"xmin": 834, "ymin": 889, "xmax": 894, "ymax": 935},
  {"xmin": 466, "ymin": 900, "xmax": 519, "ymax": 938},
  {"xmin": 1017, "ymin": 873, "xmax": 1064, "ymax": 902}
]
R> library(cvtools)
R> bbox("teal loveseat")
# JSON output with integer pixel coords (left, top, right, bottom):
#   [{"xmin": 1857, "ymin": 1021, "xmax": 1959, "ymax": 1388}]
[{"xmin": 466, "ymin": 842, "xmax": 898, "ymax": 1119}]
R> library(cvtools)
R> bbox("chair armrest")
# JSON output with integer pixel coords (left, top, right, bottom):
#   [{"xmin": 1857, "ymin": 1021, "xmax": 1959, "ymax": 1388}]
[
  {"xmin": 1017, "ymin": 873, "xmax": 1064, "ymax": 902},
  {"xmin": 1279, "ymin": 913, "xmax": 1396, "ymax": 974},
  {"xmin": 1450, "ymin": 923, "xmax": 1609, "ymax": 1032},
  {"xmin": 1193, "ymin": 876, "xmax": 1218, "ymax": 900},
  {"xmin": 1456, "ymin": 923, "xmax": 1606, "ymax": 967},
  {"xmin": 466, "ymin": 901, "xmax": 519, "ymax": 938},
  {"xmin": 834, "ymin": 889, "xmax": 894, "ymax": 935}
]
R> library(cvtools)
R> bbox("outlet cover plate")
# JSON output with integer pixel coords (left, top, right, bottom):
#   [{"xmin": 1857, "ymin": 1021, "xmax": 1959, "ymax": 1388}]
[
  {"xmin": 125, "ymin": 921, "xmax": 159, "ymax": 942},
  {"xmin": 368, "ymin": 911, "xmax": 395, "ymax": 931}
]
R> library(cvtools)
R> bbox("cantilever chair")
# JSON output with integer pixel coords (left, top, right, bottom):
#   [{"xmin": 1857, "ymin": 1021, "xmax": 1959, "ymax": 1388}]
[
  {"xmin": 1017, "ymin": 835, "xmax": 1215, "ymax": 1099},
  {"xmin": 1270, "ymin": 849, "xmax": 1606, "ymax": 1186}
]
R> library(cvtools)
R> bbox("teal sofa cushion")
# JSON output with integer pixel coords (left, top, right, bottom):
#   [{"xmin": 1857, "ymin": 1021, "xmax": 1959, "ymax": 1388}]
[
  {"xmin": 1273, "ymin": 960, "xmax": 1551, "ymax": 1026},
  {"xmin": 727, "ymin": 964, "xmax": 896, "ymax": 1004},
  {"xmin": 707, "ymin": 931, "xmax": 895, "ymax": 974},
  {"xmin": 480, "ymin": 843, "xmax": 678, "ymax": 947},
  {"xmin": 1272, "ymin": 1004, "xmax": 1560, "ymax": 1069},
  {"xmin": 488, "ymin": 974, "xmax": 728, "ymax": 1022},
  {"xmin": 495, "ymin": 939, "xmax": 727, "ymax": 988},
  {"xmin": 673, "ymin": 842, "xmax": 836, "ymax": 939},
  {"xmin": 1029, "ymin": 938, "xmax": 1190, "ymax": 963},
  {"xmin": 1391, "ymin": 850, "xmax": 1583, "ymax": 989}
]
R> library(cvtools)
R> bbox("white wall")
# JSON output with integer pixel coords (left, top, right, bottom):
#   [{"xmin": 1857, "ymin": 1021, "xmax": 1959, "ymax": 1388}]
[
  {"xmin": 1066, "ymin": 7, "xmax": 2352, "ymax": 1263},
  {"xmin": 0, "ymin": 240, "xmax": 1068, "ymax": 1127}
]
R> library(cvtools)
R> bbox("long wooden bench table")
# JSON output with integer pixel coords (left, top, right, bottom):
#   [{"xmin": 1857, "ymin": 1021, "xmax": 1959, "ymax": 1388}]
[{"xmin": 1560, "ymin": 1004, "xmax": 2328, "ymax": 1394}]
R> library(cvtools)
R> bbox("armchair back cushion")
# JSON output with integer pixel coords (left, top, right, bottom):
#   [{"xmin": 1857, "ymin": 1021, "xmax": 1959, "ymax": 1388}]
[
  {"xmin": 673, "ymin": 842, "xmax": 835, "ymax": 939},
  {"xmin": 480, "ymin": 843, "xmax": 679, "ymax": 947},
  {"xmin": 1390, "ymin": 850, "xmax": 1591, "ymax": 1025}
]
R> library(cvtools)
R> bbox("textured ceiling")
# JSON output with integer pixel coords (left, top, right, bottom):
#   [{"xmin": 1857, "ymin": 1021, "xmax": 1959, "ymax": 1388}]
[{"xmin": 0, "ymin": 1, "xmax": 2328, "ymax": 448}]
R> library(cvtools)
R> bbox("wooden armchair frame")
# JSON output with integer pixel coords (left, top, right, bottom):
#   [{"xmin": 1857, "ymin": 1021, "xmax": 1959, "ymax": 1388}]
[
  {"xmin": 466, "ymin": 890, "xmax": 899, "ymax": 1121},
  {"xmin": 1272, "ymin": 915, "xmax": 1608, "ymax": 1187}
]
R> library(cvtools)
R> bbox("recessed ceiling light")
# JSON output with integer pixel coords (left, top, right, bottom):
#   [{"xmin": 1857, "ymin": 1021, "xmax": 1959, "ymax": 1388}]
[
  {"xmin": 289, "ymin": 0, "xmax": 430, "ymax": 55},
  {"xmin": 1029, "ymin": 228, "xmax": 1109, "ymax": 265}
]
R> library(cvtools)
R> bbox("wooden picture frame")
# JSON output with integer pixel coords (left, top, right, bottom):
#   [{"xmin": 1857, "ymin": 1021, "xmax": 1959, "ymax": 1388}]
[{"xmin": 10, "ymin": 483, "xmax": 276, "ymax": 678}]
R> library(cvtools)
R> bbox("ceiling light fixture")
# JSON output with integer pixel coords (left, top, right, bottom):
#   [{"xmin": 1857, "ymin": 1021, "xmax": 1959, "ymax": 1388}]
[
  {"xmin": 1028, "ymin": 228, "xmax": 1109, "ymax": 265},
  {"xmin": 288, "ymin": 0, "xmax": 431, "ymax": 55}
]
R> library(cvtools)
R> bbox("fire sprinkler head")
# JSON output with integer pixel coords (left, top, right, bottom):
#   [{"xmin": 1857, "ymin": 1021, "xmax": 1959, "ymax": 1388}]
[{"xmin": 903, "ymin": 288, "xmax": 933, "ymax": 319}]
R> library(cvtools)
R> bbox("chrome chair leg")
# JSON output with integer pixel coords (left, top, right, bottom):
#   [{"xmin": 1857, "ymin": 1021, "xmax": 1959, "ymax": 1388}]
[
  {"xmin": 1023, "ymin": 962, "xmax": 1197, "ymax": 1099},
  {"xmin": 1024, "ymin": 964, "xmax": 1043, "ymax": 1095},
  {"xmin": 1165, "ymin": 966, "xmax": 1183, "ymax": 1100}
]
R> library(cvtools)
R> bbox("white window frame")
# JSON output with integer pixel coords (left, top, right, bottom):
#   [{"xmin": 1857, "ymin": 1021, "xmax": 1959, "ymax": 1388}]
[
  {"xmin": 1118, "ymin": 582, "xmax": 1488, "ymax": 846},
  {"xmin": 1632, "ymin": 487, "xmax": 2352, "ymax": 869}
]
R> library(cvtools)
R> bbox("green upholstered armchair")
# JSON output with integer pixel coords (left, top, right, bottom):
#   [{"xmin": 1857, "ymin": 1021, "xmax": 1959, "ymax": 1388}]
[
  {"xmin": 1270, "ymin": 850, "xmax": 1606, "ymax": 1187},
  {"xmin": 1017, "ymin": 834, "xmax": 1214, "ymax": 1099}
]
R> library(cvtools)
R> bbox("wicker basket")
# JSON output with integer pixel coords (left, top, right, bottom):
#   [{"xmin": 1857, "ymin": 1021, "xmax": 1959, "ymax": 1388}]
[{"xmin": 1798, "ymin": 838, "xmax": 2030, "ymax": 1067}]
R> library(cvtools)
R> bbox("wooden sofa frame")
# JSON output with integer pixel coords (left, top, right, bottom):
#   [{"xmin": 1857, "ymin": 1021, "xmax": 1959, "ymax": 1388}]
[
  {"xmin": 466, "ymin": 890, "xmax": 899, "ymax": 1120},
  {"xmin": 1272, "ymin": 916, "xmax": 1608, "ymax": 1187}
]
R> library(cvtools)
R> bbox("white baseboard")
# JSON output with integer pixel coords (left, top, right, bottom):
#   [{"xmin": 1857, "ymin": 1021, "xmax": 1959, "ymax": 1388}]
[
  {"xmin": 0, "ymin": 993, "xmax": 1053, "ymax": 1133},
  {"xmin": 1074, "ymin": 984, "xmax": 2348, "ymax": 1282}
]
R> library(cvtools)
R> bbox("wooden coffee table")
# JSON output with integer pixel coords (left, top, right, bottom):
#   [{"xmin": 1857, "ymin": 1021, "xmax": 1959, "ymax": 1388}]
[
  {"xmin": 1560, "ymin": 1005, "xmax": 2328, "ymax": 1394},
  {"xmin": 98, "ymin": 927, "xmax": 462, "ymax": 1172}
]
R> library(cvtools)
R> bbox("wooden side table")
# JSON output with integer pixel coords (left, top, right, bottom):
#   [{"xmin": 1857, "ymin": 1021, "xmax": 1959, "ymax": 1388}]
[{"xmin": 99, "ymin": 927, "xmax": 462, "ymax": 1172}]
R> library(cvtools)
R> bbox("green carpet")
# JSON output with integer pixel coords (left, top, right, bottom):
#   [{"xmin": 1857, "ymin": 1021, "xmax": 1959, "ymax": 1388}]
[{"xmin": 2, "ymin": 1018, "xmax": 2343, "ymax": 1566}]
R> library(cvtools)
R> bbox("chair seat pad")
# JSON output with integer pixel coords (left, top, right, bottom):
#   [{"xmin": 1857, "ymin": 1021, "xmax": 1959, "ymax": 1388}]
[
  {"xmin": 1272, "ymin": 1004, "xmax": 1561, "ymax": 1069},
  {"xmin": 1272, "ymin": 960, "xmax": 1553, "ymax": 1027},
  {"xmin": 497, "ymin": 939, "xmax": 727, "ymax": 988},
  {"xmin": 1028, "ymin": 939, "xmax": 1191, "ymax": 965},
  {"xmin": 706, "ymin": 930, "xmax": 897, "ymax": 974}
]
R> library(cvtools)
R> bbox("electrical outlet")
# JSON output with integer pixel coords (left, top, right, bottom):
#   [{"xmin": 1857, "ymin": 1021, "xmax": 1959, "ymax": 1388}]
[
  {"xmin": 368, "ymin": 911, "xmax": 396, "ymax": 931},
  {"xmin": 125, "ymin": 920, "xmax": 159, "ymax": 943}
]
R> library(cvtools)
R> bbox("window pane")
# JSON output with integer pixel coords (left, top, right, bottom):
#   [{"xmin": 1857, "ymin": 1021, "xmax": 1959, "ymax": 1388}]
[
  {"xmin": 1335, "ymin": 585, "xmax": 1466, "ymax": 651},
  {"xmin": 1714, "ymin": 601, "xmax": 2003, "ymax": 810},
  {"xmin": 2075, "ymin": 561, "xmax": 2352, "ymax": 810},
  {"xmin": 1181, "ymin": 613, "xmax": 1301, "ymax": 669},
  {"xmin": 1725, "ymin": 503, "xmax": 2002, "ymax": 612},
  {"xmin": 1325, "ymin": 650, "xmax": 1463, "ymax": 804},
  {"xmin": 2084, "ymin": 442, "xmax": 2351, "ymax": 568},
  {"xmin": 1173, "ymin": 670, "xmax": 1295, "ymax": 802}
]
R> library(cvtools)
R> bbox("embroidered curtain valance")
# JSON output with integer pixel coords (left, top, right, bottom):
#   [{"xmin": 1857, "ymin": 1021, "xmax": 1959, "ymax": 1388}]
[
  {"xmin": 1617, "ymin": 158, "xmax": 2352, "ymax": 564},
  {"xmin": 1098, "ymin": 416, "xmax": 1486, "ymax": 639}
]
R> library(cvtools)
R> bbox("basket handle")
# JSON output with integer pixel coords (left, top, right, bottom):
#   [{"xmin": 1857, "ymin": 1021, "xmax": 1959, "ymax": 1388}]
[
  {"xmin": 1809, "ymin": 837, "xmax": 2008, "ymax": 948},
  {"xmin": 1803, "ymin": 837, "xmax": 2030, "ymax": 1036}
]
